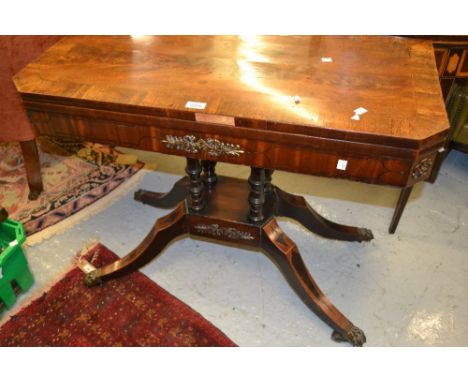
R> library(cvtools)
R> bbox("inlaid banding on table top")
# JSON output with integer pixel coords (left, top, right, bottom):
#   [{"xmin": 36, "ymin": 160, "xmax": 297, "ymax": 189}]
[{"xmin": 14, "ymin": 36, "xmax": 449, "ymax": 143}]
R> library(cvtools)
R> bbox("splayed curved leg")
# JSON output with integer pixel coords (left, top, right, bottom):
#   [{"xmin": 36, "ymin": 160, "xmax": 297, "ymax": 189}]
[
  {"xmin": 261, "ymin": 218, "xmax": 366, "ymax": 346},
  {"xmin": 275, "ymin": 187, "xmax": 373, "ymax": 242},
  {"xmin": 134, "ymin": 177, "xmax": 189, "ymax": 209},
  {"xmin": 84, "ymin": 202, "xmax": 188, "ymax": 286}
]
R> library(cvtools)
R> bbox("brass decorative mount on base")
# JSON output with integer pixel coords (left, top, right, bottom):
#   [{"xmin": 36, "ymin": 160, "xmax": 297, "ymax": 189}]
[
  {"xmin": 331, "ymin": 325, "xmax": 367, "ymax": 347},
  {"xmin": 84, "ymin": 270, "xmax": 102, "ymax": 287}
]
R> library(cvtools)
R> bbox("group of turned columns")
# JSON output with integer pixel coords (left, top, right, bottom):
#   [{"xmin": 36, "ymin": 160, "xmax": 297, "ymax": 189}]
[{"xmin": 185, "ymin": 158, "xmax": 273, "ymax": 222}]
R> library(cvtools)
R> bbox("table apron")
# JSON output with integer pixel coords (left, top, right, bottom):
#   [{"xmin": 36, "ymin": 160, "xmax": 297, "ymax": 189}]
[{"xmin": 26, "ymin": 108, "xmax": 443, "ymax": 187}]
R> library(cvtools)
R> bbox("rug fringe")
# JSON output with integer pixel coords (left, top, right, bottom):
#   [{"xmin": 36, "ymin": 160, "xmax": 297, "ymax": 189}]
[
  {"xmin": 25, "ymin": 169, "xmax": 147, "ymax": 246},
  {"xmin": 0, "ymin": 239, "xmax": 102, "ymax": 326}
]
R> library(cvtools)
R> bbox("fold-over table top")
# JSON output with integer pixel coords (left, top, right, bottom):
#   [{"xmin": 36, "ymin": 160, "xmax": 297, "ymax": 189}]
[{"xmin": 14, "ymin": 35, "xmax": 449, "ymax": 147}]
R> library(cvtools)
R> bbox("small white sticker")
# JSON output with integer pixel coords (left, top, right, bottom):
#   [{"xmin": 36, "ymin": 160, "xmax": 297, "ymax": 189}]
[
  {"xmin": 185, "ymin": 101, "xmax": 207, "ymax": 110},
  {"xmin": 337, "ymin": 159, "xmax": 348, "ymax": 171},
  {"xmin": 354, "ymin": 107, "xmax": 368, "ymax": 115},
  {"xmin": 321, "ymin": 57, "xmax": 333, "ymax": 62},
  {"xmin": 9, "ymin": 240, "xmax": 18, "ymax": 247},
  {"xmin": 351, "ymin": 107, "xmax": 368, "ymax": 120}
]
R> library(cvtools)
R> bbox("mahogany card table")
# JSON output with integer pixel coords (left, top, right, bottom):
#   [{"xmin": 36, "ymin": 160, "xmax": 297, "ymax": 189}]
[{"xmin": 14, "ymin": 36, "xmax": 449, "ymax": 346}]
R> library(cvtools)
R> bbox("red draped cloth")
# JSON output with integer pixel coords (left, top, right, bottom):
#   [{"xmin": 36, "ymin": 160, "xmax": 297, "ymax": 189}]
[{"xmin": 0, "ymin": 36, "xmax": 61, "ymax": 142}]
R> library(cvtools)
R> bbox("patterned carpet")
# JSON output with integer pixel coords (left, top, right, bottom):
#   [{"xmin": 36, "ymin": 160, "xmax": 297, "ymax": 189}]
[
  {"xmin": 0, "ymin": 137, "xmax": 143, "ymax": 240},
  {"xmin": 0, "ymin": 243, "xmax": 236, "ymax": 346}
]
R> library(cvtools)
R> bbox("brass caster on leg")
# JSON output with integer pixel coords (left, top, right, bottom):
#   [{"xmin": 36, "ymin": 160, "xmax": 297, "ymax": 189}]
[
  {"xmin": 134, "ymin": 189, "xmax": 147, "ymax": 202},
  {"xmin": 331, "ymin": 325, "xmax": 366, "ymax": 346},
  {"xmin": 357, "ymin": 228, "xmax": 374, "ymax": 242},
  {"xmin": 84, "ymin": 270, "xmax": 102, "ymax": 287}
]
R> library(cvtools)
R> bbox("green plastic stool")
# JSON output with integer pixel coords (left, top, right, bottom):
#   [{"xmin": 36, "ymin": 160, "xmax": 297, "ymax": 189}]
[{"xmin": 0, "ymin": 218, "xmax": 34, "ymax": 310}]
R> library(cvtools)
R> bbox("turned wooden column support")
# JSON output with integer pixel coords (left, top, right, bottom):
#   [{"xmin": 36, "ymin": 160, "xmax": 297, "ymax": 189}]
[
  {"xmin": 264, "ymin": 169, "xmax": 274, "ymax": 193},
  {"xmin": 185, "ymin": 158, "xmax": 204, "ymax": 212},
  {"xmin": 248, "ymin": 167, "xmax": 265, "ymax": 223},
  {"xmin": 202, "ymin": 160, "xmax": 218, "ymax": 190}
]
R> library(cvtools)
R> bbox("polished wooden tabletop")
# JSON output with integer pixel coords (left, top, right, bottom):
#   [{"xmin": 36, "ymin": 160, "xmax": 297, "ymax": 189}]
[{"xmin": 14, "ymin": 35, "xmax": 449, "ymax": 144}]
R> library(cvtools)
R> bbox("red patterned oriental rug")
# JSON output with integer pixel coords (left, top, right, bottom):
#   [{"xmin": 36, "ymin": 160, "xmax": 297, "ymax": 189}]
[
  {"xmin": 0, "ymin": 137, "xmax": 144, "ymax": 243},
  {"xmin": 0, "ymin": 243, "xmax": 236, "ymax": 346}
]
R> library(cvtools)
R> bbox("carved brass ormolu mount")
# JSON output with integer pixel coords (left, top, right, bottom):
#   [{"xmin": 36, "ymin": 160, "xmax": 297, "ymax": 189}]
[
  {"xmin": 194, "ymin": 223, "xmax": 255, "ymax": 241},
  {"xmin": 163, "ymin": 135, "xmax": 244, "ymax": 157},
  {"xmin": 412, "ymin": 157, "xmax": 433, "ymax": 180}
]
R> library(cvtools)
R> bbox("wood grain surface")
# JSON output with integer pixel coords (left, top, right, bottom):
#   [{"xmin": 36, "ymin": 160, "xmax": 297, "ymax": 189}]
[{"xmin": 14, "ymin": 35, "xmax": 449, "ymax": 143}]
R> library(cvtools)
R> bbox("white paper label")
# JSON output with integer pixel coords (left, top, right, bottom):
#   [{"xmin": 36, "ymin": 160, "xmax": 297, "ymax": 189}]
[
  {"xmin": 185, "ymin": 101, "xmax": 207, "ymax": 110},
  {"xmin": 337, "ymin": 159, "xmax": 348, "ymax": 171},
  {"xmin": 9, "ymin": 240, "xmax": 18, "ymax": 247},
  {"xmin": 354, "ymin": 107, "xmax": 368, "ymax": 115},
  {"xmin": 321, "ymin": 57, "xmax": 333, "ymax": 62},
  {"xmin": 351, "ymin": 107, "xmax": 368, "ymax": 120}
]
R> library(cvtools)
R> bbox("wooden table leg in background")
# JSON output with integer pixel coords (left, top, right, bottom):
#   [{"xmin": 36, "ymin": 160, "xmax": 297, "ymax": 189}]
[
  {"xmin": 201, "ymin": 160, "xmax": 218, "ymax": 189},
  {"xmin": 19, "ymin": 139, "xmax": 43, "ymax": 200},
  {"xmin": 389, "ymin": 186, "xmax": 414, "ymax": 234}
]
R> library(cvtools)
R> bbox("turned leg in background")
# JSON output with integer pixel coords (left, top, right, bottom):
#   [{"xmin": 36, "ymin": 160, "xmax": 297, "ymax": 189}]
[
  {"xmin": 389, "ymin": 186, "xmax": 413, "ymax": 234},
  {"xmin": 201, "ymin": 160, "xmax": 217, "ymax": 190},
  {"xmin": 19, "ymin": 139, "xmax": 43, "ymax": 200},
  {"xmin": 186, "ymin": 158, "xmax": 205, "ymax": 212},
  {"xmin": 248, "ymin": 167, "xmax": 265, "ymax": 222},
  {"xmin": 264, "ymin": 169, "xmax": 274, "ymax": 193}
]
